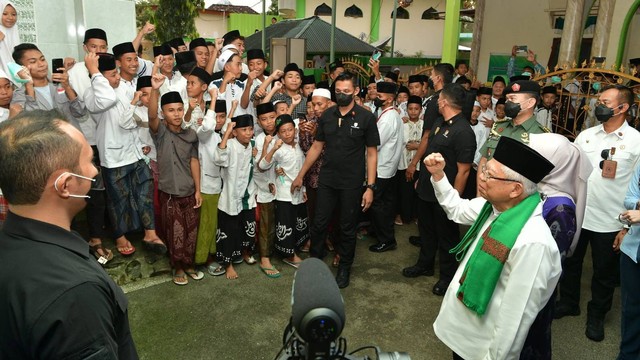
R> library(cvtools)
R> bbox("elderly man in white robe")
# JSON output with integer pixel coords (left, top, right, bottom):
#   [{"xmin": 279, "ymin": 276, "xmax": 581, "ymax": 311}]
[{"xmin": 426, "ymin": 136, "xmax": 562, "ymax": 360}]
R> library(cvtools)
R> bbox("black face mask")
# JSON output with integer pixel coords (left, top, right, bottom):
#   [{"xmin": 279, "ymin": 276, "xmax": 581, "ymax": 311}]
[
  {"xmin": 504, "ymin": 100, "xmax": 522, "ymax": 118},
  {"xmin": 373, "ymin": 98, "xmax": 385, "ymax": 109},
  {"xmin": 335, "ymin": 93, "xmax": 353, "ymax": 107},
  {"xmin": 595, "ymin": 103, "xmax": 622, "ymax": 122}
]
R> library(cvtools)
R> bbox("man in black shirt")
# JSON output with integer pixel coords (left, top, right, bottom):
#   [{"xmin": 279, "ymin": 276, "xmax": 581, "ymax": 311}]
[
  {"xmin": 0, "ymin": 110, "xmax": 138, "ymax": 359},
  {"xmin": 402, "ymin": 84, "xmax": 476, "ymax": 297},
  {"xmin": 292, "ymin": 72, "xmax": 380, "ymax": 288}
]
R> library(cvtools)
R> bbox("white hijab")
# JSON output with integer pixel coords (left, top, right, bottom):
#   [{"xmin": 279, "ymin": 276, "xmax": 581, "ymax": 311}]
[
  {"xmin": 529, "ymin": 133, "xmax": 592, "ymax": 257},
  {"xmin": 0, "ymin": 1, "xmax": 19, "ymax": 82}
]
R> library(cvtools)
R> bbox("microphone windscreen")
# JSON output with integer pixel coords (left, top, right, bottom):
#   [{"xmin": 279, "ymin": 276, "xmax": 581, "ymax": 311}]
[{"xmin": 291, "ymin": 258, "xmax": 345, "ymax": 340}]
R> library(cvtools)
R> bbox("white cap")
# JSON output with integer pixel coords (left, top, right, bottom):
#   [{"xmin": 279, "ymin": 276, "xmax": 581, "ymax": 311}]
[
  {"xmin": 216, "ymin": 50, "xmax": 236, "ymax": 71},
  {"xmin": 312, "ymin": 88, "xmax": 331, "ymax": 100},
  {"xmin": 221, "ymin": 44, "xmax": 238, "ymax": 54},
  {"xmin": 473, "ymin": 100, "xmax": 481, "ymax": 107},
  {"xmin": 393, "ymin": 67, "xmax": 400, "ymax": 72}
]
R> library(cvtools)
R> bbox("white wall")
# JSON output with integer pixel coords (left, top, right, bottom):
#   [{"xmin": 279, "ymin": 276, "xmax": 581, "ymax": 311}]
[
  {"xmin": 195, "ymin": 12, "xmax": 227, "ymax": 39},
  {"xmin": 605, "ymin": 0, "xmax": 640, "ymax": 66}
]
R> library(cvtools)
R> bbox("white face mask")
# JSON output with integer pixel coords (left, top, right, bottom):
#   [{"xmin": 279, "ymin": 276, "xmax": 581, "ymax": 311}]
[{"xmin": 54, "ymin": 172, "xmax": 96, "ymax": 199}]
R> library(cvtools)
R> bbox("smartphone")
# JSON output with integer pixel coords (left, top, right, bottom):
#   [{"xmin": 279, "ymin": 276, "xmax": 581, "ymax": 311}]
[
  {"xmin": 516, "ymin": 46, "xmax": 528, "ymax": 53},
  {"xmin": 372, "ymin": 50, "xmax": 382, "ymax": 61},
  {"xmin": 297, "ymin": 112, "xmax": 307, "ymax": 121},
  {"xmin": 52, "ymin": 58, "xmax": 64, "ymax": 73}
]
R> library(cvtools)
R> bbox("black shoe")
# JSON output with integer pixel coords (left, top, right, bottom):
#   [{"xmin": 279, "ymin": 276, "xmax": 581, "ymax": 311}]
[
  {"xmin": 553, "ymin": 302, "xmax": 580, "ymax": 319},
  {"xmin": 585, "ymin": 317, "xmax": 605, "ymax": 342},
  {"xmin": 432, "ymin": 280, "xmax": 449, "ymax": 296},
  {"xmin": 409, "ymin": 236, "xmax": 421, "ymax": 247},
  {"xmin": 369, "ymin": 241, "xmax": 398, "ymax": 253},
  {"xmin": 335, "ymin": 267, "xmax": 350, "ymax": 289},
  {"xmin": 402, "ymin": 265, "xmax": 434, "ymax": 278}
]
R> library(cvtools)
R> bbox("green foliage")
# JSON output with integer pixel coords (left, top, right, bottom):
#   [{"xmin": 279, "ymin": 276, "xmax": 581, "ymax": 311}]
[
  {"xmin": 267, "ymin": 1, "xmax": 278, "ymax": 16},
  {"xmin": 154, "ymin": 0, "xmax": 204, "ymax": 43},
  {"xmin": 135, "ymin": 0, "xmax": 158, "ymax": 43}
]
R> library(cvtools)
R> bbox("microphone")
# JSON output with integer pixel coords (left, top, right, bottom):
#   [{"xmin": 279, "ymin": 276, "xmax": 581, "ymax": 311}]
[{"xmin": 291, "ymin": 258, "xmax": 345, "ymax": 358}]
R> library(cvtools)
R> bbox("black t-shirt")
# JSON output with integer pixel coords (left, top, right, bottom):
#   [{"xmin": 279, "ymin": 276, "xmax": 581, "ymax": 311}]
[
  {"xmin": 0, "ymin": 212, "xmax": 138, "ymax": 359},
  {"xmin": 422, "ymin": 90, "xmax": 442, "ymax": 135},
  {"xmin": 316, "ymin": 103, "xmax": 380, "ymax": 189},
  {"xmin": 417, "ymin": 112, "xmax": 476, "ymax": 202}
]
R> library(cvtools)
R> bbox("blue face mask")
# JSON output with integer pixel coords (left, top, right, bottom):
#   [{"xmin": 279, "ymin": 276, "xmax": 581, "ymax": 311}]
[
  {"xmin": 551, "ymin": 76, "xmax": 562, "ymax": 84},
  {"xmin": 522, "ymin": 71, "xmax": 532, "ymax": 77},
  {"xmin": 592, "ymin": 82, "xmax": 601, "ymax": 91}
]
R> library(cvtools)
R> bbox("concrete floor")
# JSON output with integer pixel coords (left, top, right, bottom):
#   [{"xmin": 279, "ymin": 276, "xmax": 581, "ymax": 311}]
[{"xmin": 118, "ymin": 222, "xmax": 621, "ymax": 360}]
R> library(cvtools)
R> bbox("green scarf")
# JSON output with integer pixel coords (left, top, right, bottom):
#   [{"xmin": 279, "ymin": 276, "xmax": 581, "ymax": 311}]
[{"xmin": 449, "ymin": 193, "xmax": 541, "ymax": 316}]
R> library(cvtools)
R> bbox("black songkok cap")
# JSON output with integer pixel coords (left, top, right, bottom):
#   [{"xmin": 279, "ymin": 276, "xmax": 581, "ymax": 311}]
[
  {"xmin": 112, "ymin": 42, "xmax": 136, "ymax": 59},
  {"xmin": 377, "ymin": 81, "xmax": 398, "ymax": 94},
  {"xmin": 504, "ymin": 80, "xmax": 541, "ymax": 95},
  {"xmin": 97, "ymin": 53, "xmax": 116, "ymax": 72},
  {"xmin": 189, "ymin": 38, "xmax": 207, "ymax": 50},
  {"xmin": 169, "ymin": 37, "xmax": 186, "ymax": 49},
  {"xmin": 246, "ymin": 49, "xmax": 265, "ymax": 61},
  {"xmin": 161, "ymin": 91, "xmax": 183, "ymax": 107},
  {"xmin": 493, "ymin": 136, "xmax": 554, "ymax": 184},
  {"xmin": 496, "ymin": 97, "xmax": 506, "ymax": 105},
  {"xmin": 174, "ymin": 51, "xmax": 196, "ymax": 66},
  {"xmin": 408, "ymin": 75, "xmax": 422, "ymax": 84},
  {"xmin": 477, "ymin": 87, "xmax": 492, "ymax": 96},
  {"xmin": 215, "ymin": 100, "xmax": 227, "ymax": 114},
  {"xmin": 407, "ymin": 95, "xmax": 422, "ymax": 105},
  {"xmin": 256, "ymin": 102, "xmax": 275, "ymax": 116},
  {"xmin": 629, "ymin": 58, "xmax": 640, "ymax": 67},
  {"xmin": 397, "ymin": 85, "xmax": 410, "ymax": 95},
  {"xmin": 493, "ymin": 75, "xmax": 506, "ymax": 85},
  {"xmin": 368, "ymin": 75, "xmax": 376, "ymax": 84},
  {"xmin": 302, "ymin": 74, "xmax": 315, "ymax": 85},
  {"xmin": 542, "ymin": 86, "xmax": 557, "ymax": 95},
  {"xmin": 223, "ymin": 30, "xmax": 243, "ymax": 46},
  {"xmin": 275, "ymin": 114, "xmax": 294, "ymax": 132},
  {"xmin": 153, "ymin": 44, "xmax": 173, "ymax": 58},
  {"xmin": 136, "ymin": 75, "xmax": 152, "ymax": 90},
  {"xmin": 510, "ymin": 75, "xmax": 531, "ymax": 83},
  {"xmin": 329, "ymin": 61, "xmax": 344, "ymax": 72},
  {"xmin": 190, "ymin": 67, "xmax": 211, "ymax": 84},
  {"xmin": 384, "ymin": 71, "xmax": 399, "ymax": 83},
  {"xmin": 232, "ymin": 114, "xmax": 254, "ymax": 128},
  {"xmin": 84, "ymin": 28, "xmax": 107, "ymax": 43},
  {"xmin": 283, "ymin": 63, "xmax": 303, "ymax": 77}
]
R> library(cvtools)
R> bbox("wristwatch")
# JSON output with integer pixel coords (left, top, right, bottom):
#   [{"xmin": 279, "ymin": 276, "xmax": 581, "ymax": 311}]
[{"xmin": 365, "ymin": 183, "xmax": 377, "ymax": 191}]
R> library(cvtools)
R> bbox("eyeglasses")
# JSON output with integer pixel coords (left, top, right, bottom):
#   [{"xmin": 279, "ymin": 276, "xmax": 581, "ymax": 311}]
[{"xmin": 480, "ymin": 165, "xmax": 520, "ymax": 183}]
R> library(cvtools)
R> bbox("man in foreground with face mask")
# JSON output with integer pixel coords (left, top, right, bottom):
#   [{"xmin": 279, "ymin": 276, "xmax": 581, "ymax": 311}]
[
  {"xmin": 291, "ymin": 72, "xmax": 380, "ymax": 288},
  {"xmin": 477, "ymin": 80, "xmax": 550, "ymax": 188},
  {"xmin": 554, "ymin": 84, "xmax": 640, "ymax": 342}
]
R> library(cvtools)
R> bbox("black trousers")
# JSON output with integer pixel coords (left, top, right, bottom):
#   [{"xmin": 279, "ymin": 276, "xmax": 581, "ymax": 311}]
[
  {"xmin": 86, "ymin": 145, "xmax": 108, "ymax": 239},
  {"xmin": 310, "ymin": 185, "xmax": 363, "ymax": 268},
  {"xmin": 416, "ymin": 199, "xmax": 460, "ymax": 284},
  {"xmin": 369, "ymin": 177, "xmax": 396, "ymax": 244},
  {"xmin": 395, "ymin": 169, "xmax": 418, "ymax": 223},
  {"xmin": 557, "ymin": 228, "xmax": 620, "ymax": 318}
]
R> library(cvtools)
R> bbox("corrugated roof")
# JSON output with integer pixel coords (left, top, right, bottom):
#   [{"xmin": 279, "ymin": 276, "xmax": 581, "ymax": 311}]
[
  {"xmin": 244, "ymin": 16, "xmax": 376, "ymax": 54},
  {"xmin": 206, "ymin": 4, "xmax": 258, "ymax": 14}
]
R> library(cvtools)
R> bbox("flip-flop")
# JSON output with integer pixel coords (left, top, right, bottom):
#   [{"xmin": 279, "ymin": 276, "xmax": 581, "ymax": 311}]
[
  {"xmin": 185, "ymin": 269, "xmax": 205, "ymax": 280},
  {"xmin": 89, "ymin": 243, "xmax": 113, "ymax": 265},
  {"xmin": 259, "ymin": 265, "xmax": 281, "ymax": 278},
  {"xmin": 116, "ymin": 242, "xmax": 136, "ymax": 256},
  {"xmin": 143, "ymin": 239, "xmax": 167, "ymax": 255},
  {"xmin": 283, "ymin": 259, "xmax": 302, "ymax": 269},
  {"xmin": 172, "ymin": 272, "xmax": 188, "ymax": 286},
  {"xmin": 244, "ymin": 255, "xmax": 257, "ymax": 265}
]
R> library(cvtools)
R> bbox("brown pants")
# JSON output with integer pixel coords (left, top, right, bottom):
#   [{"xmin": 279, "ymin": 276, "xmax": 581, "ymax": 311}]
[{"xmin": 258, "ymin": 202, "xmax": 275, "ymax": 258}]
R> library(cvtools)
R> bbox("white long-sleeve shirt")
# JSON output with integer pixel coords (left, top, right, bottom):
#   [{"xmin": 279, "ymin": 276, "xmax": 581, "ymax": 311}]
[
  {"xmin": 376, "ymin": 106, "xmax": 404, "ymax": 178},
  {"xmin": 133, "ymin": 106, "xmax": 157, "ymax": 161},
  {"xmin": 68, "ymin": 62, "xmax": 96, "ymax": 145},
  {"xmin": 254, "ymin": 132, "xmax": 277, "ymax": 203},
  {"xmin": 259, "ymin": 142, "xmax": 306, "ymax": 205},
  {"xmin": 213, "ymin": 138, "xmax": 256, "ymax": 215},
  {"xmin": 431, "ymin": 175, "xmax": 561, "ymax": 360},
  {"xmin": 196, "ymin": 110, "xmax": 222, "ymax": 195},
  {"xmin": 84, "ymin": 74, "xmax": 143, "ymax": 168},
  {"xmin": 398, "ymin": 119, "xmax": 423, "ymax": 171}
]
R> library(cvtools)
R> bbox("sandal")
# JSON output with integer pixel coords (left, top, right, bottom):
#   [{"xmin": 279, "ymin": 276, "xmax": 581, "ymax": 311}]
[
  {"xmin": 142, "ymin": 238, "xmax": 167, "ymax": 255},
  {"xmin": 185, "ymin": 269, "xmax": 205, "ymax": 280},
  {"xmin": 116, "ymin": 240, "xmax": 136, "ymax": 256},
  {"xmin": 244, "ymin": 255, "xmax": 257, "ymax": 265},
  {"xmin": 259, "ymin": 265, "xmax": 281, "ymax": 278},
  {"xmin": 172, "ymin": 271, "xmax": 188, "ymax": 286},
  {"xmin": 208, "ymin": 264, "xmax": 226, "ymax": 276},
  {"xmin": 89, "ymin": 243, "xmax": 113, "ymax": 265},
  {"xmin": 283, "ymin": 258, "xmax": 302, "ymax": 269}
]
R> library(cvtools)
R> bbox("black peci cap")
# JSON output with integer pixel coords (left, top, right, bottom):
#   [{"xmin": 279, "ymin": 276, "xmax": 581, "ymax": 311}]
[
  {"xmin": 161, "ymin": 91, "xmax": 183, "ymax": 107},
  {"xmin": 84, "ymin": 28, "xmax": 107, "ymax": 43},
  {"xmin": 136, "ymin": 75, "xmax": 152, "ymax": 90},
  {"xmin": 493, "ymin": 136, "xmax": 554, "ymax": 184}
]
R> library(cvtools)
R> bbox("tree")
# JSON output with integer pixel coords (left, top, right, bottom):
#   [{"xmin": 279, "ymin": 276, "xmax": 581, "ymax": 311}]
[
  {"xmin": 154, "ymin": 0, "xmax": 204, "ymax": 43},
  {"xmin": 135, "ymin": 0, "xmax": 158, "ymax": 43},
  {"xmin": 267, "ymin": 1, "xmax": 278, "ymax": 16}
]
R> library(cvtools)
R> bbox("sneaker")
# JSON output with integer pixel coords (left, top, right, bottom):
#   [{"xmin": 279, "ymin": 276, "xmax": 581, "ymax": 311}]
[
  {"xmin": 585, "ymin": 316, "xmax": 605, "ymax": 342},
  {"xmin": 207, "ymin": 262, "xmax": 226, "ymax": 276},
  {"xmin": 553, "ymin": 302, "xmax": 580, "ymax": 319}
]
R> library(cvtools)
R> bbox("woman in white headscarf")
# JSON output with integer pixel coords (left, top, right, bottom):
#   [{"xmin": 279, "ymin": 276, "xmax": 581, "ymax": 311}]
[
  {"xmin": 0, "ymin": 1, "xmax": 18, "ymax": 83},
  {"xmin": 529, "ymin": 133, "xmax": 592, "ymax": 260}
]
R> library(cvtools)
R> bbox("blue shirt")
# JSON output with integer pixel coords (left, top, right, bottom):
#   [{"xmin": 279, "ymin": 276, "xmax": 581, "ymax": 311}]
[{"xmin": 622, "ymin": 164, "xmax": 640, "ymax": 263}]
